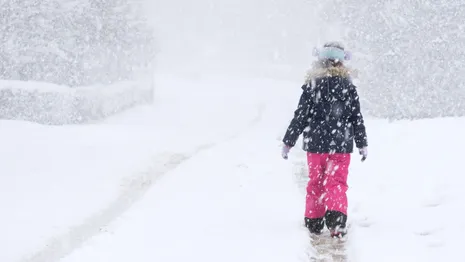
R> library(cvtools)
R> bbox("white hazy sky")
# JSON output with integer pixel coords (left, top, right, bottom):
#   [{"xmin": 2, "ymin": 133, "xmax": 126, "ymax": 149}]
[{"xmin": 142, "ymin": 0, "xmax": 345, "ymax": 73}]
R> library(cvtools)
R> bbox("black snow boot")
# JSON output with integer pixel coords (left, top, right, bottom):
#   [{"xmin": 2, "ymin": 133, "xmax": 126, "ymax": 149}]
[
  {"xmin": 325, "ymin": 210, "xmax": 347, "ymax": 238},
  {"xmin": 304, "ymin": 217, "xmax": 325, "ymax": 235}
]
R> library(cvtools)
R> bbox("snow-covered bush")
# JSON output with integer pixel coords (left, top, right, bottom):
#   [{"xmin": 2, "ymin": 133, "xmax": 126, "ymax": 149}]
[
  {"xmin": 317, "ymin": 0, "xmax": 465, "ymax": 119},
  {"xmin": 0, "ymin": 0, "xmax": 155, "ymax": 86},
  {"xmin": 0, "ymin": 0, "xmax": 156, "ymax": 124},
  {"xmin": 0, "ymin": 80, "xmax": 154, "ymax": 125}
]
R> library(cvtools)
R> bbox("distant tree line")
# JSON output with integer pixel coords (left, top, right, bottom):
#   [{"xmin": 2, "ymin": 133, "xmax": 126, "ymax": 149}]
[
  {"xmin": 0, "ymin": 0, "xmax": 156, "ymax": 87},
  {"xmin": 318, "ymin": 0, "xmax": 465, "ymax": 119}
]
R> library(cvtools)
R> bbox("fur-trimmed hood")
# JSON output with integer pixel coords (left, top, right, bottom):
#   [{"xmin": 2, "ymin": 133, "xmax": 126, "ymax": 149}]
[{"xmin": 304, "ymin": 62, "xmax": 358, "ymax": 84}]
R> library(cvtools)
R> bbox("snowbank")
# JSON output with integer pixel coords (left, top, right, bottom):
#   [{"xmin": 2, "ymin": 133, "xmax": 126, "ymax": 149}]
[
  {"xmin": 0, "ymin": 121, "xmax": 162, "ymax": 262},
  {"xmin": 0, "ymin": 79, "xmax": 154, "ymax": 125}
]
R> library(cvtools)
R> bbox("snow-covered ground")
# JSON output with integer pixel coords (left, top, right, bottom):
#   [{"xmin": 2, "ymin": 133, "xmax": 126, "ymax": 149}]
[{"xmin": 2, "ymin": 73, "xmax": 464, "ymax": 262}]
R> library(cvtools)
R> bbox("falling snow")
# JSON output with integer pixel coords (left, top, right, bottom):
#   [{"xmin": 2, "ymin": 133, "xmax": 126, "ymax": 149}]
[{"xmin": 0, "ymin": 0, "xmax": 464, "ymax": 262}]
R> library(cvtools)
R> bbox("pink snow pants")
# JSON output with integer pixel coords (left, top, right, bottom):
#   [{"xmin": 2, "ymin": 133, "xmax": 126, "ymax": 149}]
[{"xmin": 305, "ymin": 153, "xmax": 350, "ymax": 218}]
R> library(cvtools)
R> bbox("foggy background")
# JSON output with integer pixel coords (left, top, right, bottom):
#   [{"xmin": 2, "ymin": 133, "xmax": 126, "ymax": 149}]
[
  {"xmin": 144, "ymin": 0, "xmax": 465, "ymax": 120},
  {"xmin": 143, "ymin": 0, "xmax": 337, "ymax": 78},
  {"xmin": 0, "ymin": 0, "xmax": 463, "ymax": 120}
]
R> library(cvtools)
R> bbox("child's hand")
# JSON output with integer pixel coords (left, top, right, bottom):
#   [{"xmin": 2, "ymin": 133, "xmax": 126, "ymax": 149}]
[
  {"xmin": 359, "ymin": 147, "xmax": 368, "ymax": 162},
  {"xmin": 282, "ymin": 144, "xmax": 292, "ymax": 160}
]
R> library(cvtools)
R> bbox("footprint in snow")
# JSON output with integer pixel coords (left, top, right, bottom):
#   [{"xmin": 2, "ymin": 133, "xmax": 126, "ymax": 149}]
[
  {"xmin": 414, "ymin": 227, "xmax": 443, "ymax": 237},
  {"xmin": 421, "ymin": 195, "xmax": 446, "ymax": 208},
  {"xmin": 355, "ymin": 218, "xmax": 375, "ymax": 228}
]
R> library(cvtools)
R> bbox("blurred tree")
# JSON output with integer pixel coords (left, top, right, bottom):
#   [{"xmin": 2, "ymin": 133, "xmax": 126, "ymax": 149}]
[
  {"xmin": 0, "ymin": 0, "xmax": 156, "ymax": 86},
  {"xmin": 321, "ymin": 0, "xmax": 465, "ymax": 119}
]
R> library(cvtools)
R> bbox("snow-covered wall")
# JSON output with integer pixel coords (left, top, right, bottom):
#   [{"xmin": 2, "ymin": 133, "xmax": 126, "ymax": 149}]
[{"xmin": 0, "ymin": 80, "xmax": 154, "ymax": 125}]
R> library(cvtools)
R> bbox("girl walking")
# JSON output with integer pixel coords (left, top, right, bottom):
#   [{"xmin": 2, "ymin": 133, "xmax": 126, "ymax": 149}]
[{"xmin": 281, "ymin": 42, "xmax": 368, "ymax": 238}]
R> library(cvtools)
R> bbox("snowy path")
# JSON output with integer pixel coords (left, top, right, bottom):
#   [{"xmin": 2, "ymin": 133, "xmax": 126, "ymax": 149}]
[
  {"xmin": 1, "ymin": 74, "xmax": 274, "ymax": 262},
  {"xmin": 60, "ymin": 102, "xmax": 311, "ymax": 262},
  {"xmin": 3, "ymin": 74, "xmax": 465, "ymax": 262},
  {"xmin": 19, "ymin": 77, "xmax": 268, "ymax": 262}
]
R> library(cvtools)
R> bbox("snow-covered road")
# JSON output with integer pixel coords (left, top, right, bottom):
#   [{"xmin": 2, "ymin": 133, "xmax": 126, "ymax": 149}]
[
  {"xmin": 2, "ymin": 73, "xmax": 464, "ymax": 262},
  {"xmin": 59, "ymin": 101, "xmax": 311, "ymax": 262}
]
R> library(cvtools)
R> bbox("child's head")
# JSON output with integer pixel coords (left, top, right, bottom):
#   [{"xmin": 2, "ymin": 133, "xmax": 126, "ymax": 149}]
[{"xmin": 314, "ymin": 42, "xmax": 350, "ymax": 67}]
